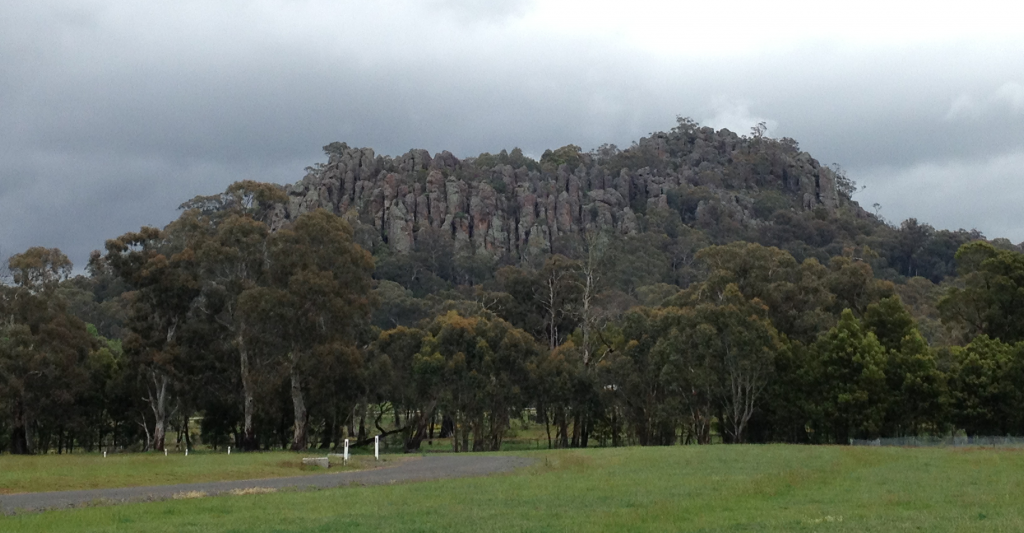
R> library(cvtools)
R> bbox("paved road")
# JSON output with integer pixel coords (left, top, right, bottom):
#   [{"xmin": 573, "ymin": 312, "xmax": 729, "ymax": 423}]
[{"xmin": 0, "ymin": 454, "xmax": 534, "ymax": 515}]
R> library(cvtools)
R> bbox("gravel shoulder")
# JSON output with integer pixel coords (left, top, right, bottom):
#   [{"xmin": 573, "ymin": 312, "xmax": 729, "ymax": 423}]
[{"xmin": 0, "ymin": 454, "xmax": 534, "ymax": 515}]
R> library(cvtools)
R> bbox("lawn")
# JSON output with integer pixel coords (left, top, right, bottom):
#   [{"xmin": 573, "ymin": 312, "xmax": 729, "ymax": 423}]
[
  {"xmin": 0, "ymin": 450, "xmax": 384, "ymax": 494},
  {"xmin": 4, "ymin": 445, "xmax": 1024, "ymax": 531}
]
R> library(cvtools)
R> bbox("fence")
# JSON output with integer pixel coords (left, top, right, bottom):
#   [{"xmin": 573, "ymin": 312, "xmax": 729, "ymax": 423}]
[{"xmin": 850, "ymin": 436, "xmax": 1024, "ymax": 448}]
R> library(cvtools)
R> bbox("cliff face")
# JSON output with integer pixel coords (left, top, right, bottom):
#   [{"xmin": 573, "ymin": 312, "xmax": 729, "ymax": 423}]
[{"xmin": 271, "ymin": 125, "xmax": 846, "ymax": 261}]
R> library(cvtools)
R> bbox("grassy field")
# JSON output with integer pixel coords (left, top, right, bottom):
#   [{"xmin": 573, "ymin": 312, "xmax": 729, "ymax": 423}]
[
  {"xmin": 4, "ymin": 445, "xmax": 1024, "ymax": 531},
  {"xmin": 0, "ymin": 450, "xmax": 387, "ymax": 494}
]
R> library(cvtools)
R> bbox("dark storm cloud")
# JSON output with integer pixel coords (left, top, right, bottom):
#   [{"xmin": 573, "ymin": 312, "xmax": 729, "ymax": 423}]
[{"xmin": 2, "ymin": 0, "xmax": 1023, "ymax": 270}]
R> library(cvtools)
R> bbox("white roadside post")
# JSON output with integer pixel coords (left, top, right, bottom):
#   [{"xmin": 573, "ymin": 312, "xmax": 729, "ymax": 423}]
[
  {"xmin": 164, "ymin": 449, "xmax": 167, "ymax": 457},
  {"xmin": 228, "ymin": 446, "xmax": 231, "ymax": 455},
  {"xmin": 374, "ymin": 435, "xmax": 379, "ymax": 461},
  {"xmin": 343, "ymin": 439, "xmax": 349, "ymax": 465},
  {"xmin": 185, "ymin": 448, "xmax": 188, "ymax": 456},
  {"xmin": 103, "ymin": 451, "xmax": 106, "ymax": 458}
]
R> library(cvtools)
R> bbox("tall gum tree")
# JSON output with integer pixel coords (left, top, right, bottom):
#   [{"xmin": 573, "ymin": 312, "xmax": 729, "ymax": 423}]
[
  {"xmin": 102, "ymin": 227, "xmax": 202, "ymax": 451},
  {"xmin": 1, "ymin": 248, "xmax": 95, "ymax": 454},
  {"xmin": 180, "ymin": 180, "xmax": 286, "ymax": 450},
  {"xmin": 413, "ymin": 310, "xmax": 538, "ymax": 452},
  {"xmin": 939, "ymin": 241, "xmax": 1024, "ymax": 344},
  {"xmin": 671, "ymin": 285, "xmax": 780, "ymax": 444},
  {"xmin": 256, "ymin": 209, "xmax": 375, "ymax": 450}
]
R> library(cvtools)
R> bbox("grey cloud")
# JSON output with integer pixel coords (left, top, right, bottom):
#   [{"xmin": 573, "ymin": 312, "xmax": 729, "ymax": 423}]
[
  {"xmin": 0, "ymin": 149, "xmax": 309, "ymax": 270},
  {"xmin": 2, "ymin": 1, "xmax": 1023, "ymax": 268},
  {"xmin": 857, "ymin": 151, "xmax": 1024, "ymax": 243},
  {"xmin": 944, "ymin": 82, "xmax": 1024, "ymax": 121}
]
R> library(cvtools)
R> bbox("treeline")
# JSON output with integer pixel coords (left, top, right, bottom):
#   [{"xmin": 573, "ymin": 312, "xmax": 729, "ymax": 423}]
[{"xmin": 4, "ymin": 179, "xmax": 1024, "ymax": 454}]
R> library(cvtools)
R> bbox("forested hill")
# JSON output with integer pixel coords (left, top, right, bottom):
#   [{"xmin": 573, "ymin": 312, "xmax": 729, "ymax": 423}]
[{"xmin": 6, "ymin": 116, "xmax": 1024, "ymax": 455}]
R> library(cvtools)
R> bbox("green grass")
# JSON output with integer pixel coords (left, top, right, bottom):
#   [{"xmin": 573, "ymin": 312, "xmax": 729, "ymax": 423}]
[
  {"xmin": 5, "ymin": 445, "xmax": 1024, "ymax": 531},
  {"xmin": 0, "ymin": 451, "xmax": 386, "ymax": 494}
]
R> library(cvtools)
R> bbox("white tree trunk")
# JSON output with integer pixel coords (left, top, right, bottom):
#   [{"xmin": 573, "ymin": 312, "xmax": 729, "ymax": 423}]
[
  {"xmin": 150, "ymin": 371, "xmax": 169, "ymax": 451},
  {"xmin": 239, "ymin": 330, "xmax": 257, "ymax": 450},
  {"xmin": 289, "ymin": 353, "xmax": 307, "ymax": 450}
]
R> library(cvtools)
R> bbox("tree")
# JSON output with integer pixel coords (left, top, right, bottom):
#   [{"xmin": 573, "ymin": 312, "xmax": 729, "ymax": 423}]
[
  {"xmin": 810, "ymin": 310, "xmax": 888, "ymax": 443},
  {"xmin": 695, "ymin": 287, "xmax": 780, "ymax": 443},
  {"xmin": 7, "ymin": 247, "xmax": 73, "ymax": 291},
  {"xmin": 0, "ymin": 247, "xmax": 11, "ymax": 285},
  {"xmin": 494, "ymin": 256, "xmax": 582, "ymax": 350},
  {"xmin": 659, "ymin": 283, "xmax": 781, "ymax": 444},
  {"xmin": 540, "ymin": 144, "xmax": 584, "ymax": 171},
  {"xmin": 175, "ymin": 180, "xmax": 288, "ymax": 450},
  {"xmin": 603, "ymin": 307, "xmax": 685, "ymax": 446},
  {"xmin": 825, "ymin": 256, "xmax": 895, "ymax": 318},
  {"xmin": 750, "ymin": 121, "xmax": 767, "ymax": 140},
  {"xmin": 529, "ymin": 342, "xmax": 577, "ymax": 448},
  {"xmin": 947, "ymin": 336, "xmax": 1021, "ymax": 436},
  {"xmin": 192, "ymin": 209, "xmax": 273, "ymax": 450},
  {"xmin": 539, "ymin": 255, "xmax": 582, "ymax": 351},
  {"xmin": 102, "ymin": 226, "xmax": 202, "ymax": 451},
  {"xmin": 759, "ymin": 341, "xmax": 820, "ymax": 443},
  {"xmin": 600, "ymin": 233, "xmax": 671, "ymax": 295},
  {"xmin": 369, "ymin": 326, "xmax": 429, "ymax": 451},
  {"xmin": 864, "ymin": 296, "xmax": 947, "ymax": 435},
  {"xmin": 577, "ymin": 231, "xmax": 605, "ymax": 366},
  {"xmin": 939, "ymin": 241, "xmax": 1024, "ymax": 344},
  {"xmin": 669, "ymin": 242, "xmax": 832, "ymax": 344},
  {"xmin": 831, "ymin": 163, "xmax": 860, "ymax": 199},
  {"xmin": 1, "ymin": 248, "xmax": 95, "ymax": 454},
  {"xmin": 249, "ymin": 209, "xmax": 375, "ymax": 450},
  {"xmin": 413, "ymin": 310, "xmax": 539, "ymax": 452},
  {"xmin": 370, "ymin": 281, "xmax": 432, "ymax": 330}
]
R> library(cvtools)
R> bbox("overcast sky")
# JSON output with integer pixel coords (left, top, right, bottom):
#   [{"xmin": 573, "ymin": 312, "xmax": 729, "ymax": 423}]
[{"xmin": 2, "ymin": 0, "xmax": 1023, "ymax": 268}]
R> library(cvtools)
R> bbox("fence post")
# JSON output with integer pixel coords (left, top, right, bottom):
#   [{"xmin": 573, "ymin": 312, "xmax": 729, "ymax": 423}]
[
  {"xmin": 344, "ymin": 439, "xmax": 349, "ymax": 464},
  {"xmin": 374, "ymin": 435, "xmax": 379, "ymax": 461}
]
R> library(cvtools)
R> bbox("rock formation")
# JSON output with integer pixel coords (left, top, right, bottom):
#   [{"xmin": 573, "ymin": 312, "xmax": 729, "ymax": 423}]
[{"xmin": 271, "ymin": 126, "xmax": 849, "ymax": 262}]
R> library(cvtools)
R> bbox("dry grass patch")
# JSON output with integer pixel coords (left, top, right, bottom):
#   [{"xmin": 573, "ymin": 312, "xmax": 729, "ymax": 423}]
[
  {"xmin": 228, "ymin": 487, "xmax": 277, "ymax": 496},
  {"xmin": 170, "ymin": 491, "xmax": 207, "ymax": 500}
]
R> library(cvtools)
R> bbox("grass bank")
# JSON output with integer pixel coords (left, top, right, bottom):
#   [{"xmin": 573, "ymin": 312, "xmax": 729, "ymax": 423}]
[{"xmin": 4, "ymin": 445, "xmax": 1024, "ymax": 531}]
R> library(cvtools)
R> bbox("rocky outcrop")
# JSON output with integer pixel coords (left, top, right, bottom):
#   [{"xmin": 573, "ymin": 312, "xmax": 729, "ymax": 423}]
[{"xmin": 271, "ymin": 126, "xmax": 848, "ymax": 262}]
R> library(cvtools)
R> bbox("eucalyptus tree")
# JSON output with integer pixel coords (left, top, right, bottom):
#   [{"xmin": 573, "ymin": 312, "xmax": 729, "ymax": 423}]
[
  {"xmin": 495, "ymin": 255, "xmax": 581, "ymax": 351},
  {"xmin": 674, "ymin": 241, "xmax": 832, "ymax": 344},
  {"xmin": 369, "ymin": 325, "xmax": 440, "ymax": 451},
  {"xmin": 0, "ymin": 248, "xmax": 95, "ymax": 453},
  {"xmin": 243, "ymin": 209, "xmax": 375, "ymax": 450},
  {"xmin": 939, "ymin": 241, "xmax": 1024, "ymax": 344},
  {"xmin": 413, "ymin": 310, "xmax": 539, "ymax": 452},
  {"xmin": 598, "ymin": 307, "xmax": 687, "ymax": 446},
  {"xmin": 184, "ymin": 181, "xmax": 287, "ymax": 450},
  {"xmin": 101, "ymin": 226, "xmax": 203, "ymax": 451},
  {"xmin": 119, "ymin": 180, "xmax": 290, "ymax": 450},
  {"xmin": 678, "ymin": 285, "xmax": 780, "ymax": 444}
]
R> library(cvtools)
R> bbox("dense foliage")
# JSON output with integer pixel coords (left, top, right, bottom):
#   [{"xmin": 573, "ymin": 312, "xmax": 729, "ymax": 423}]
[{"xmin": 3, "ymin": 122, "xmax": 1023, "ymax": 454}]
